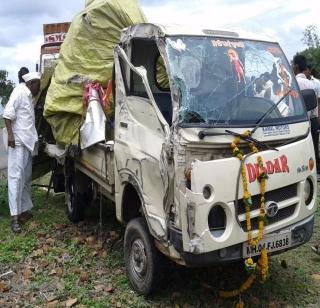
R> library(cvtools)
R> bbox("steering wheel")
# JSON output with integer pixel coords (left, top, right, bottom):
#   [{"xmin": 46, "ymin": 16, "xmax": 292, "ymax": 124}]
[{"xmin": 180, "ymin": 110, "xmax": 206, "ymax": 124}]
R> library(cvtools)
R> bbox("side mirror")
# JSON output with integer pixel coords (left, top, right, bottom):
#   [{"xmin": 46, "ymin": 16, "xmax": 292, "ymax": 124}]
[{"xmin": 301, "ymin": 89, "xmax": 317, "ymax": 111}]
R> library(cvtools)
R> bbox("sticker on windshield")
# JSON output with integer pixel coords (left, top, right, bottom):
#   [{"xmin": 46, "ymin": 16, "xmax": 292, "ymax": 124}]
[
  {"xmin": 167, "ymin": 38, "xmax": 186, "ymax": 52},
  {"xmin": 266, "ymin": 46, "xmax": 282, "ymax": 55},
  {"xmin": 227, "ymin": 49, "xmax": 245, "ymax": 83},
  {"xmin": 262, "ymin": 125, "xmax": 290, "ymax": 137},
  {"xmin": 212, "ymin": 39, "xmax": 244, "ymax": 49}
]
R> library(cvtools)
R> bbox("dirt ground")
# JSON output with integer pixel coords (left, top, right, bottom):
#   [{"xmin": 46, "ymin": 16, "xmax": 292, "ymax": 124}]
[{"xmin": 0, "ymin": 181, "xmax": 320, "ymax": 307}]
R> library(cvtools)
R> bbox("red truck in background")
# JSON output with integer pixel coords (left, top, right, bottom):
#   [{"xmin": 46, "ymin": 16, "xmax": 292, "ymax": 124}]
[
  {"xmin": 32, "ymin": 22, "xmax": 71, "ymax": 180},
  {"xmin": 38, "ymin": 22, "xmax": 70, "ymax": 74}
]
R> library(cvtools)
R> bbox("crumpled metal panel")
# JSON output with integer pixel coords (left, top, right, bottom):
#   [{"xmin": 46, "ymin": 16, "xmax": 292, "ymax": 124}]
[
  {"xmin": 113, "ymin": 48, "xmax": 171, "ymax": 240},
  {"xmin": 80, "ymin": 88, "xmax": 106, "ymax": 149},
  {"xmin": 120, "ymin": 23, "xmax": 166, "ymax": 45}
]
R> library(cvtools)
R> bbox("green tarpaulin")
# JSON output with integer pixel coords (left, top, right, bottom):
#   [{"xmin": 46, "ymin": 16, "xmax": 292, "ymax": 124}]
[{"xmin": 44, "ymin": 0, "xmax": 146, "ymax": 146}]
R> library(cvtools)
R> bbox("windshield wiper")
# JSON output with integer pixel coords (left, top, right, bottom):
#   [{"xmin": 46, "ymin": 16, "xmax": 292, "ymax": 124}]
[
  {"xmin": 198, "ymin": 129, "xmax": 278, "ymax": 151},
  {"xmin": 225, "ymin": 130, "xmax": 278, "ymax": 151},
  {"xmin": 250, "ymin": 88, "xmax": 293, "ymax": 135},
  {"xmin": 198, "ymin": 131, "xmax": 228, "ymax": 139}
]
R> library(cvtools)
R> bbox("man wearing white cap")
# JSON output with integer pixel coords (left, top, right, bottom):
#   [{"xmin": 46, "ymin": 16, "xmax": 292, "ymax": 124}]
[{"xmin": 3, "ymin": 72, "xmax": 41, "ymax": 233}]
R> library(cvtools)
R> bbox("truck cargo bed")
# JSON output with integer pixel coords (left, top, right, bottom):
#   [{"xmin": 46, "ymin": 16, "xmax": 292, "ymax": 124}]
[{"xmin": 76, "ymin": 141, "xmax": 115, "ymax": 201}]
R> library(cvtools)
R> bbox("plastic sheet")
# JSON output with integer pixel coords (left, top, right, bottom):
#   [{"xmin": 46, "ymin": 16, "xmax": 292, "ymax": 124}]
[{"xmin": 44, "ymin": 0, "xmax": 146, "ymax": 145}]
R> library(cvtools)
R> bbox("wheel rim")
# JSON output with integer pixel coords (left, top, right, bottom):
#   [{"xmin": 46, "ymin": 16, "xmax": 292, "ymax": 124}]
[{"xmin": 130, "ymin": 238, "xmax": 148, "ymax": 281}]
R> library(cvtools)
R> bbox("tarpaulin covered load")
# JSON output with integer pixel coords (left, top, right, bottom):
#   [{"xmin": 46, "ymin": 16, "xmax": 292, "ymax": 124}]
[{"xmin": 44, "ymin": 0, "xmax": 146, "ymax": 145}]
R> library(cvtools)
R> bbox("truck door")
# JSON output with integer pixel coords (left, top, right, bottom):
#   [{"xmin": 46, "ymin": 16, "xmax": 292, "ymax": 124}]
[{"xmin": 113, "ymin": 43, "xmax": 171, "ymax": 239}]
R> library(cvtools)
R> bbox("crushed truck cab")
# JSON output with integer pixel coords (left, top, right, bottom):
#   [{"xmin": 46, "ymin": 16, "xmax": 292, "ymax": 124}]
[
  {"xmin": 48, "ymin": 23, "xmax": 318, "ymax": 295},
  {"xmin": 113, "ymin": 23, "xmax": 316, "ymax": 263}
]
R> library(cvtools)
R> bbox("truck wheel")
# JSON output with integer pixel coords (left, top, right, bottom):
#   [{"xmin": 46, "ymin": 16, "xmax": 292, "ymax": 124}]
[
  {"xmin": 64, "ymin": 159, "xmax": 88, "ymax": 223},
  {"xmin": 124, "ymin": 217, "xmax": 164, "ymax": 296},
  {"xmin": 65, "ymin": 175, "xmax": 85, "ymax": 223}
]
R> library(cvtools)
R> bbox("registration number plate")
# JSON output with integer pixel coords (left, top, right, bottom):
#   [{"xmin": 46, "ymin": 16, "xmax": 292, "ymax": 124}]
[{"xmin": 243, "ymin": 231, "xmax": 291, "ymax": 258}]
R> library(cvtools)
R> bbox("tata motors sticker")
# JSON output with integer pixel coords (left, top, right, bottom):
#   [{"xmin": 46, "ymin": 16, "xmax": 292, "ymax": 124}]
[{"xmin": 262, "ymin": 125, "xmax": 290, "ymax": 137}]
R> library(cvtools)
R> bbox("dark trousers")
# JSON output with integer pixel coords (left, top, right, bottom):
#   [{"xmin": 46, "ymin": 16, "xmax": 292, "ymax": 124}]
[{"xmin": 310, "ymin": 117, "xmax": 320, "ymax": 173}]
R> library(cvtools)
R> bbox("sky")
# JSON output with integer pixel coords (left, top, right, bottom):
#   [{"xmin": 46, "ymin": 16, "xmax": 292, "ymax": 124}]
[{"xmin": 1, "ymin": 0, "xmax": 319, "ymax": 83}]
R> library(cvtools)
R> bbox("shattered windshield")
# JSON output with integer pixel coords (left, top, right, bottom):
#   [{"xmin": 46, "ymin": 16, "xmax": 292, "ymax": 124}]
[{"xmin": 165, "ymin": 36, "xmax": 308, "ymax": 127}]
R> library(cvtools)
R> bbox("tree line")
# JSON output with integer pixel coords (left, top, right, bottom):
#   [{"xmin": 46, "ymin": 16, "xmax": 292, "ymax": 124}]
[
  {"xmin": 0, "ymin": 70, "xmax": 14, "ymax": 106},
  {"xmin": 296, "ymin": 24, "xmax": 320, "ymax": 78}
]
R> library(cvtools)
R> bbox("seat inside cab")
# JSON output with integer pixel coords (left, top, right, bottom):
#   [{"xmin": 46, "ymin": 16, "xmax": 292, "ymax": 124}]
[{"xmin": 130, "ymin": 39, "xmax": 172, "ymax": 125}]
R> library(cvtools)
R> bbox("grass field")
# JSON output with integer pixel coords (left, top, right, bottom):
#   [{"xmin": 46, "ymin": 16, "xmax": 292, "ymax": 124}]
[{"xmin": 0, "ymin": 180, "xmax": 319, "ymax": 307}]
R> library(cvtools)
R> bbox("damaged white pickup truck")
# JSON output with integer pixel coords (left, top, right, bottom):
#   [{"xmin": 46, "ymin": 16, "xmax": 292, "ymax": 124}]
[{"xmin": 52, "ymin": 24, "xmax": 318, "ymax": 295}]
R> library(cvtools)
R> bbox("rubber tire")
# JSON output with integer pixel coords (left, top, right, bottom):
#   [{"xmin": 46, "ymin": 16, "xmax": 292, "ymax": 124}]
[
  {"xmin": 66, "ymin": 190, "xmax": 86, "ymax": 223},
  {"xmin": 124, "ymin": 217, "xmax": 164, "ymax": 296},
  {"xmin": 64, "ymin": 161, "xmax": 87, "ymax": 223}
]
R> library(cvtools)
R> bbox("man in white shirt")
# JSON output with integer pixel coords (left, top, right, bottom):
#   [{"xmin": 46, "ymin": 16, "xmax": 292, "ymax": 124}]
[
  {"xmin": 3, "ymin": 72, "xmax": 40, "ymax": 233},
  {"xmin": 305, "ymin": 64, "xmax": 320, "ymax": 105},
  {"xmin": 304, "ymin": 64, "xmax": 320, "ymax": 255},
  {"xmin": 293, "ymin": 55, "xmax": 320, "ymax": 178}
]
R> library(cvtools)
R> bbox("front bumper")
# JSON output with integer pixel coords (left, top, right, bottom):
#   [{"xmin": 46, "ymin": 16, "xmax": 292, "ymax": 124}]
[{"xmin": 169, "ymin": 214, "xmax": 314, "ymax": 267}]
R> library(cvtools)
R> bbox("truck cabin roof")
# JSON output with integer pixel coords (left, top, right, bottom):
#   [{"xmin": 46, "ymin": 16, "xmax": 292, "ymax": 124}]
[{"xmin": 119, "ymin": 23, "xmax": 277, "ymax": 45}]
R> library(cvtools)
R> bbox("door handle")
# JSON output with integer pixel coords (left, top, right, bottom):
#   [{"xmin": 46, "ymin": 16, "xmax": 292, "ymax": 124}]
[{"xmin": 120, "ymin": 122, "xmax": 128, "ymax": 128}]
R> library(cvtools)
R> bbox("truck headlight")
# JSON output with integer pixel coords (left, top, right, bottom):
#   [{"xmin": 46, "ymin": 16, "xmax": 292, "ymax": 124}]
[{"xmin": 304, "ymin": 178, "xmax": 314, "ymax": 206}]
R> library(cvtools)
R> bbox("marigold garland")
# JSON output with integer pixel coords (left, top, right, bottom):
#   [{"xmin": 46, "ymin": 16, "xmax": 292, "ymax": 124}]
[
  {"xmin": 220, "ymin": 130, "xmax": 269, "ymax": 307},
  {"xmin": 219, "ymin": 274, "xmax": 256, "ymax": 298},
  {"xmin": 236, "ymin": 300, "xmax": 245, "ymax": 308}
]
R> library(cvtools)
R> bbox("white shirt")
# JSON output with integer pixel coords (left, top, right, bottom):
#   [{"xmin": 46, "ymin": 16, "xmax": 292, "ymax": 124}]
[
  {"xmin": 3, "ymin": 83, "xmax": 38, "ymax": 152},
  {"xmin": 310, "ymin": 76, "xmax": 320, "ymax": 98},
  {"xmin": 296, "ymin": 73, "xmax": 318, "ymax": 118}
]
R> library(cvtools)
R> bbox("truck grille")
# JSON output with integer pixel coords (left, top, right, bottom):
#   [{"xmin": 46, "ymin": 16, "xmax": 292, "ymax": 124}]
[
  {"xmin": 237, "ymin": 183, "xmax": 298, "ymax": 231},
  {"xmin": 240, "ymin": 204, "xmax": 297, "ymax": 231}
]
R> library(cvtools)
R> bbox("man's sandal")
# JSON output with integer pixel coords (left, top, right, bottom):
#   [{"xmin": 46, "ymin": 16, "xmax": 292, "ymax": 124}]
[{"xmin": 11, "ymin": 221, "xmax": 21, "ymax": 233}]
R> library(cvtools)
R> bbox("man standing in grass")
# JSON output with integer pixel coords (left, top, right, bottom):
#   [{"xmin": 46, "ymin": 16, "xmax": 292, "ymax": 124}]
[{"xmin": 3, "ymin": 72, "xmax": 41, "ymax": 233}]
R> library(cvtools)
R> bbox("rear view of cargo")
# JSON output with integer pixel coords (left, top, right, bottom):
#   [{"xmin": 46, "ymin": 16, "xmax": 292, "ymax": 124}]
[
  {"xmin": 40, "ymin": 22, "xmax": 71, "ymax": 75},
  {"xmin": 44, "ymin": 0, "xmax": 146, "ymax": 146}
]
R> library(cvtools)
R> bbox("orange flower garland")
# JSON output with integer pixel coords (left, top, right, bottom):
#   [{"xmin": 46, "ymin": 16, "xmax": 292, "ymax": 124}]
[{"xmin": 220, "ymin": 130, "xmax": 269, "ymax": 307}]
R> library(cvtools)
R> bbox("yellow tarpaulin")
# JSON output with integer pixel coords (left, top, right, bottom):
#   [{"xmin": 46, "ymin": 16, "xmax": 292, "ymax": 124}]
[{"xmin": 44, "ymin": 0, "xmax": 146, "ymax": 145}]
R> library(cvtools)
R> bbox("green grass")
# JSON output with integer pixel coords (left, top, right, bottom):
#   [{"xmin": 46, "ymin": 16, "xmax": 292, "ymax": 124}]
[
  {"xmin": 0, "ymin": 235, "xmax": 36, "ymax": 263},
  {"xmin": 0, "ymin": 183, "xmax": 320, "ymax": 307}
]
